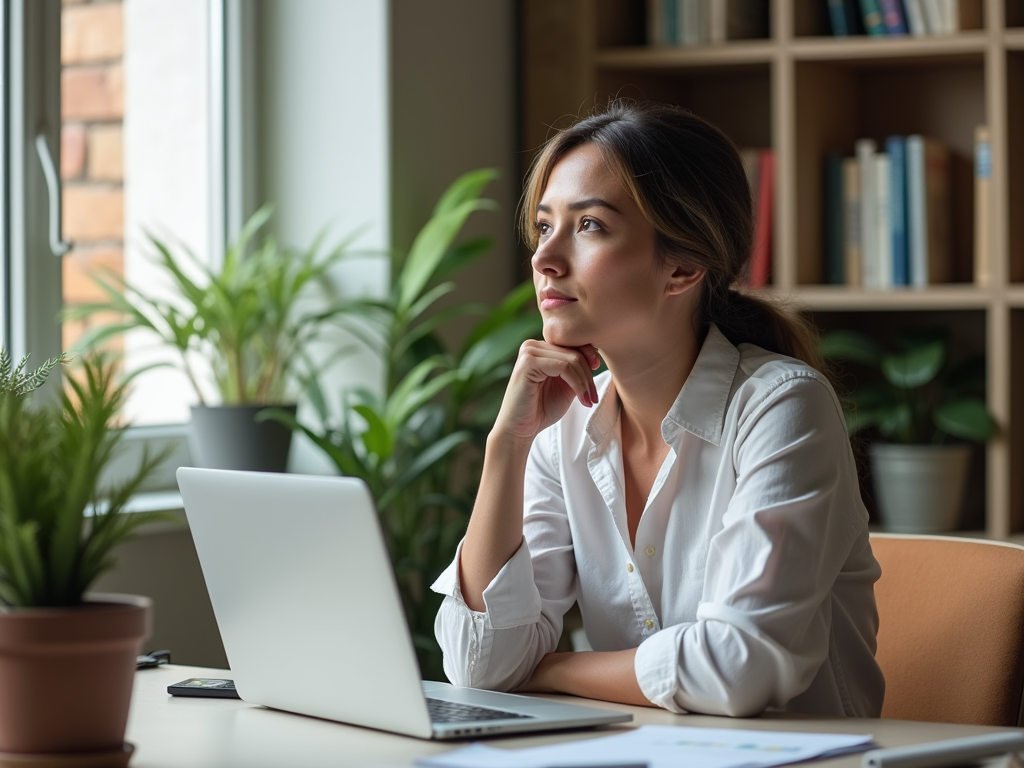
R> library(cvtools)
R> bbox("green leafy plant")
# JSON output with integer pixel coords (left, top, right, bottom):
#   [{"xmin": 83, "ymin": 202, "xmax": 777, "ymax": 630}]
[
  {"xmin": 820, "ymin": 328, "xmax": 995, "ymax": 444},
  {"xmin": 0, "ymin": 352, "xmax": 166, "ymax": 608},
  {"xmin": 270, "ymin": 169, "xmax": 541, "ymax": 679},
  {"xmin": 64, "ymin": 206, "xmax": 357, "ymax": 406}
]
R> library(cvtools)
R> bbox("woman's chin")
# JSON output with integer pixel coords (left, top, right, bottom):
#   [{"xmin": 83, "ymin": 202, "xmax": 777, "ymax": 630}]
[{"xmin": 542, "ymin": 324, "xmax": 588, "ymax": 349}]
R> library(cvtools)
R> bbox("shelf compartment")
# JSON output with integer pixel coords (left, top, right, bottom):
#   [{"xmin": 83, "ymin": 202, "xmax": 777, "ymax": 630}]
[
  {"xmin": 1009, "ymin": 0, "xmax": 1024, "ymax": 28},
  {"xmin": 809, "ymin": 308, "xmax": 989, "ymax": 531},
  {"xmin": 594, "ymin": 63, "xmax": 772, "ymax": 150},
  {"xmin": 1010, "ymin": 53, "xmax": 1024, "ymax": 283},
  {"xmin": 793, "ymin": 0, "xmax": 985, "ymax": 37},
  {"xmin": 786, "ymin": 285, "xmax": 993, "ymax": 311},
  {"xmin": 793, "ymin": 58, "xmax": 985, "ymax": 287}
]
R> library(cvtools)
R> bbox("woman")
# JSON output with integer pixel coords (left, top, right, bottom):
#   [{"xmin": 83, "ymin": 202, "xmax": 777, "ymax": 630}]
[{"xmin": 431, "ymin": 101, "xmax": 884, "ymax": 718}]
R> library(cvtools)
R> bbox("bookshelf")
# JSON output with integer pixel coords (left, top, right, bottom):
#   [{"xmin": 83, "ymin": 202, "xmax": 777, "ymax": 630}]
[{"xmin": 520, "ymin": 0, "xmax": 1024, "ymax": 538}]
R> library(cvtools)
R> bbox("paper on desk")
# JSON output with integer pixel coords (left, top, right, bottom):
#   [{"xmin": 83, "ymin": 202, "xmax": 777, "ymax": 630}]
[{"xmin": 417, "ymin": 725, "xmax": 875, "ymax": 768}]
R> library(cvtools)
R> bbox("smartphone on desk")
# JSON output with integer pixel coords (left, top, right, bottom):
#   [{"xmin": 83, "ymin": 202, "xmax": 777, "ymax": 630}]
[{"xmin": 168, "ymin": 678, "xmax": 241, "ymax": 699}]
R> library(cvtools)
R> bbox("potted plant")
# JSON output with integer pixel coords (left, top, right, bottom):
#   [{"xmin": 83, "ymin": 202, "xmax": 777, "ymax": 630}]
[
  {"xmin": 269, "ymin": 169, "xmax": 541, "ymax": 680},
  {"xmin": 821, "ymin": 328, "xmax": 995, "ymax": 533},
  {"xmin": 66, "ymin": 206, "xmax": 356, "ymax": 472},
  {"xmin": 0, "ymin": 350, "xmax": 165, "ymax": 762}
]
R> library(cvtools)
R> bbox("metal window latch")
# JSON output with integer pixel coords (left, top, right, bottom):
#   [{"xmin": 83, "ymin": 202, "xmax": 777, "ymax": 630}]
[{"xmin": 34, "ymin": 132, "xmax": 73, "ymax": 257}]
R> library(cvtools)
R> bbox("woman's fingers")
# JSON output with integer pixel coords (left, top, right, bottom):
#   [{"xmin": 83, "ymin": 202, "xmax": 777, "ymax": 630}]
[{"xmin": 518, "ymin": 341, "xmax": 596, "ymax": 407}]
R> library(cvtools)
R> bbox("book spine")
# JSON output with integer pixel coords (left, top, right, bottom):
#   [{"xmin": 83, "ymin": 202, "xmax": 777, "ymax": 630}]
[
  {"xmin": 875, "ymin": 153, "xmax": 893, "ymax": 289},
  {"xmin": 859, "ymin": 0, "xmax": 888, "ymax": 35},
  {"xmin": 709, "ymin": 0, "xmax": 727, "ymax": 43},
  {"xmin": 648, "ymin": 0, "xmax": 663, "ymax": 44},
  {"xmin": 974, "ymin": 125, "xmax": 992, "ymax": 286},
  {"xmin": 824, "ymin": 153, "xmax": 845, "ymax": 285},
  {"xmin": 904, "ymin": 0, "xmax": 929, "ymax": 35},
  {"xmin": 923, "ymin": 0, "xmax": 948, "ymax": 33},
  {"xmin": 828, "ymin": 0, "xmax": 851, "ymax": 35},
  {"xmin": 665, "ymin": 0, "xmax": 679, "ymax": 45},
  {"xmin": 749, "ymin": 149, "xmax": 774, "ymax": 289},
  {"xmin": 886, "ymin": 136, "xmax": 909, "ymax": 285},
  {"xmin": 947, "ymin": 0, "xmax": 960, "ymax": 31},
  {"xmin": 679, "ymin": 0, "xmax": 700, "ymax": 46},
  {"xmin": 907, "ymin": 135, "xmax": 927, "ymax": 286},
  {"xmin": 923, "ymin": 138, "xmax": 951, "ymax": 283},
  {"xmin": 880, "ymin": 0, "xmax": 909, "ymax": 33},
  {"xmin": 843, "ymin": 158, "xmax": 862, "ymax": 286},
  {"xmin": 856, "ymin": 139, "xmax": 879, "ymax": 287}
]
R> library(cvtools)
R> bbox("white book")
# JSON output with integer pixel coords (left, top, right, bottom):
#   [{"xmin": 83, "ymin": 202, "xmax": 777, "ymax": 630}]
[
  {"xmin": 874, "ymin": 153, "xmax": 893, "ymax": 289},
  {"xmin": 904, "ymin": 0, "xmax": 929, "ymax": 36},
  {"xmin": 679, "ymin": 0, "xmax": 702, "ymax": 46},
  {"xmin": 907, "ymin": 135, "xmax": 928, "ymax": 286},
  {"xmin": 856, "ymin": 139, "xmax": 879, "ymax": 289},
  {"xmin": 923, "ymin": 0, "xmax": 950, "ymax": 33},
  {"xmin": 709, "ymin": 0, "xmax": 727, "ymax": 43},
  {"xmin": 947, "ymin": 0, "xmax": 960, "ymax": 31}
]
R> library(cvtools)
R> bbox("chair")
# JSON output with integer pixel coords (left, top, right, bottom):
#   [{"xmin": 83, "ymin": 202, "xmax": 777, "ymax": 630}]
[{"xmin": 870, "ymin": 533, "xmax": 1024, "ymax": 726}]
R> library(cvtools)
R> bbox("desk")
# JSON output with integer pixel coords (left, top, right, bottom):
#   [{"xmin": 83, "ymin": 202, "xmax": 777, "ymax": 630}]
[{"xmin": 127, "ymin": 665, "xmax": 1016, "ymax": 768}]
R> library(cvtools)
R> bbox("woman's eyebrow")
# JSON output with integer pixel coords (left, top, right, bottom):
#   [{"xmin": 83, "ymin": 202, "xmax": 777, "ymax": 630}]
[{"xmin": 536, "ymin": 198, "xmax": 622, "ymax": 214}]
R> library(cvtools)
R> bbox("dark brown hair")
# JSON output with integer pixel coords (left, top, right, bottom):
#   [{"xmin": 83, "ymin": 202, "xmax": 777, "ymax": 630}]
[{"xmin": 520, "ymin": 100, "xmax": 824, "ymax": 372}]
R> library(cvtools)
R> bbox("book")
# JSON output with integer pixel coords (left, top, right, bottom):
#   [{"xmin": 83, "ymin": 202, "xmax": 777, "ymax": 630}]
[
  {"xmin": 923, "ymin": 0, "xmax": 949, "ymax": 34},
  {"xmin": 824, "ymin": 153, "xmax": 845, "ymax": 285},
  {"xmin": 974, "ymin": 125, "xmax": 992, "ymax": 286},
  {"xmin": 907, "ymin": 134, "xmax": 951, "ymax": 285},
  {"xmin": 843, "ymin": 158, "xmax": 863, "ymax": 286},
  {"xmin": 679, "ymin": 0, "xmax": 702, "ymax": 46},
  {"xmin": 827, "ymin": 0, "xmax": 853, "ymax": 36},
  {"xmin": 856, "ymin": 138, "xmax": 879, "ymax": 287},
  {"xmin": 749, "ymin": 149, "xmax": 774, "ymax": 289},
  {"xmin": 708, "ymin": 0, "xmax": 769, "ymax": 42},
  {"xmin": 904, "ymin": 0, "xmax": 929, "ymax": 35},
  {"xmin": 875, "ymin": 153, "xmax": 893, "ymax": 289},
  {"xmin": 739, "ymin": 147, "xmax": 760, "ymax": 199},
  {"xmin": 859, "ymin": 0, "xmax": 888, "ymax": 35},
  {"xmin": 880, "ymin": 0, "xmax": 909, "ymax": 33},
  {"xmin": 886, "ymin": 136, "xmax": 909, "ymax": 285}
]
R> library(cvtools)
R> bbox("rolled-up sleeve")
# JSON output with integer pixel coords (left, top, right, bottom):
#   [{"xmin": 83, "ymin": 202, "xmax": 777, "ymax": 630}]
[
  {"xmin": 432, "ymin": 427, "xmax": 578, "ymax": 691},
  {"xmin": 634, "ymin": 374, "xmax": 867, "ymax": 716}
]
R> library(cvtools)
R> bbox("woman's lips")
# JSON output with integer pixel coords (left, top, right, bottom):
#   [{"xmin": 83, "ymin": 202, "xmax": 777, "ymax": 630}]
[{"xmin": 541, "ymin": 296, "xmax": 576, "ymax": 310}]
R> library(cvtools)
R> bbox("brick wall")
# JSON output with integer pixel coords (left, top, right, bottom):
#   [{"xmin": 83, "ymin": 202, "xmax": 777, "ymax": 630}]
[{"xmin": 61, "ymin": 0, "xmax": 124, "ymax": 354}]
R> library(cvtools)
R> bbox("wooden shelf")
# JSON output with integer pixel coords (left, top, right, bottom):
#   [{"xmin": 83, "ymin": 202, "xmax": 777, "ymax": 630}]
[
  {"xmin": 521, "ymin": 0, "xmax": 1024, "ymax": 538},
  {"xmin": 790, "ymin": 33, "xmax": 989, "ymax": 62},
  {"xmin": 596, "ymin": 41, "xmax": 775, "ymax": 69},
  {"xmin": 782, "ymin": 285, "xmax": 993, "ymax": 312}
]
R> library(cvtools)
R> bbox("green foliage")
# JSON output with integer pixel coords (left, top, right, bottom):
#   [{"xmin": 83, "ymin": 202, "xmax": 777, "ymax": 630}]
[
  {"xmin": 0, "ymin": 353, "xmax": 166, "ymax": 608},
  {"xmin": 64, "ymin": 206, "xmax": 358, "ymax": 406},
  {"xmin": 0, "ymin": 349, "xmax": 69, "ymax": 397},
  {"xmin": 270, "ymin": 169, "xmax": 541, "ymax": 679},
  {"xmin": 820, "ymin": 328, "xmax": 995, "ymax": 444}
]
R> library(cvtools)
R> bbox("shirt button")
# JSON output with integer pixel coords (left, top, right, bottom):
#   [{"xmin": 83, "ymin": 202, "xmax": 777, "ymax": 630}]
[
  {"xmin": 626, "ymin": 563, "xmax": 634, "ymax": 573},
  {"xmin": 645, "ymin": 619, "xmax": 654, "ymax": 630},
  {"xmin": 644, "ymin": 546, "xmax": 655, "ymax": 557}
]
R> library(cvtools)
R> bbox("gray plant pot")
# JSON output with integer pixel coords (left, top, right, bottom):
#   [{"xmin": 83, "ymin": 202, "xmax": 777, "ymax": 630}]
[
  {"xmin": 188, "ymin": 404, "xmax": 297, "ymax": 473},
  {"xmin": 869, "ymin": 443, "xmax": 973, "ymax": 534}
]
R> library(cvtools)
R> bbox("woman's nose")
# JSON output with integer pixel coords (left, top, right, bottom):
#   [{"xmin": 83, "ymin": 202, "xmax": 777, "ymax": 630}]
[{"xmin": 531, "ymin": 233, "xmax": 568, "ymax": 277}]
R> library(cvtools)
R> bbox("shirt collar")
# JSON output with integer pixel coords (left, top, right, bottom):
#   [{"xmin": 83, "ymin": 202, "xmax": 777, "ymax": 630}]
[{"xmin": 580, "ymin": 323, "xmax": 740, "ymax": 454}]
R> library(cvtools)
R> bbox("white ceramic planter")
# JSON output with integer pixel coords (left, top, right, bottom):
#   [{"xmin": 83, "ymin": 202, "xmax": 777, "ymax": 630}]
[{"xmin": 869, "ymin": 443, "xmax": 973, "ymax": 533}]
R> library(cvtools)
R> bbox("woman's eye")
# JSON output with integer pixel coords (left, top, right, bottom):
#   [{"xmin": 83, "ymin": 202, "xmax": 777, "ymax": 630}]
[
  {"xmin": 580, "ymin": 217, "xmax": 602, "ymax": 232},
  {"xmin": 534, "ymin": 221, "xmax": 551, "ymax": 237}
]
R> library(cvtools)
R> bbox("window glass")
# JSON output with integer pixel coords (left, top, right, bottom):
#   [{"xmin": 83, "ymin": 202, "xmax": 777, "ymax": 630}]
[{"xmin": 61, "ymin": 0, "xmax": 210, "ymax": 425}]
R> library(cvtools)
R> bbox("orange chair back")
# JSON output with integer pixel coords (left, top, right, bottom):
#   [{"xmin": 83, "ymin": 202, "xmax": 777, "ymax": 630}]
[{"xmin": 871, "ymin": 533, "xmax": 1024, "ymax": 726}]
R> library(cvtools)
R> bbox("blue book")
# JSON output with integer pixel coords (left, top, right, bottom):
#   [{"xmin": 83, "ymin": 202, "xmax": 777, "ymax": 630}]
[
  {"xmin": 886, "ymin": 136, "xmax": 909, "ymax": 285},
  {"xmin": 824, "ymin": 153, "xmax": 845, "ymax": 284}
]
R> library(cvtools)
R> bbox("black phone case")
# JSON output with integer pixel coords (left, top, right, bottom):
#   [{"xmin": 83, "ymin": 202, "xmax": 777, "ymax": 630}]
[{"xmin": 167, "ymin": 678, "xmax": 241, "ymax": 699}]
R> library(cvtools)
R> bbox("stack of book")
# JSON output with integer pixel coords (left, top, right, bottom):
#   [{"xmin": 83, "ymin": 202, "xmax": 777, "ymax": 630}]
[
  {"xmin": 741, "ymin": 148, "xmax": 774, "ymax": 289},
  {"xmin": 822, "ymin": 128, "xmax": 990, "ymax": 288},
  {"xmin": 827, "ymin": 0, "xmax": 982, "ymax": 37},
  {"xmin": 647, "ymin": 0, "xmax": 768, "ymax": 46}
]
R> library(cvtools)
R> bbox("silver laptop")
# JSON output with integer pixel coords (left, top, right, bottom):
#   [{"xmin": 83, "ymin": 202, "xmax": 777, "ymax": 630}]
[{"xmin": 176, "ymin": 467, "xmax": 632, "ymax": 740}]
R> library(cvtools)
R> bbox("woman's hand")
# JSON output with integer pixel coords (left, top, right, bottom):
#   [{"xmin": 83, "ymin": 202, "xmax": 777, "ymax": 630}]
[{"xmin": 492, "ymin": 340, "xmax": 602, "ymax": 444}]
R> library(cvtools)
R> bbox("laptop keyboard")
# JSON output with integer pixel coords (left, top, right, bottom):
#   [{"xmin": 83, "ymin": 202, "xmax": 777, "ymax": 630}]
[{"xmin": 426, "ymin": 697, "xmax": 533, "ymax": 723}]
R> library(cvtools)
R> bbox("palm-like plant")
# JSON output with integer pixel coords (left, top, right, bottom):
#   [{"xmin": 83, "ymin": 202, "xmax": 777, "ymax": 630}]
[
  {"xmin": 0, "ymin": 352, "xmax": 165, "ymax": 608},
  {"xmin": 271, "ymin": 169, "xmax": 541, "ymax": 679},
  {"xmin": 64, "ymin": 206, "xmax": 356, "ymax": 405}
]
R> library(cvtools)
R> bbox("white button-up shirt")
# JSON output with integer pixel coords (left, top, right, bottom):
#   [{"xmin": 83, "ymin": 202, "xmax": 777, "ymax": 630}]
[{"xmin": 432, "ymin": 325, "xmax": 884, "ymax": 718}]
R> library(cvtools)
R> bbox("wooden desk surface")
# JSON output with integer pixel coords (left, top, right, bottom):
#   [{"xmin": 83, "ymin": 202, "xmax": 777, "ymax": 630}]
[{"xmin": 128, "ymin": 665, "xmax": 1014, "ymax": 768}]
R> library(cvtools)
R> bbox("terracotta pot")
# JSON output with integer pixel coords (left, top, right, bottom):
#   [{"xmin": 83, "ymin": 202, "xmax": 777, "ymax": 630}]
[{"xmin": 0, "ymin": 593, "xmax": 151, "ymax": 755}]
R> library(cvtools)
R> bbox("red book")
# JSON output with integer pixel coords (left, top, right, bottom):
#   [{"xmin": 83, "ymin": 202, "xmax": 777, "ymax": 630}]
[{"xmin": 749, "ymin": 149, "xmax": 774, "ymax": 289}]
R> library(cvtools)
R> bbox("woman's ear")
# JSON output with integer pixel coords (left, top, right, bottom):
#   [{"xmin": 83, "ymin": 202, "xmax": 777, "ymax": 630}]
[{"xmin": 665, "ymin": 263, "xmax": 706, "ymax": 296}]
